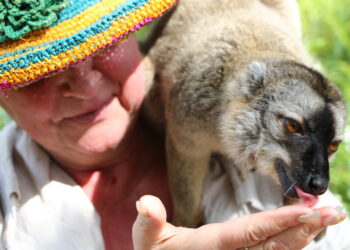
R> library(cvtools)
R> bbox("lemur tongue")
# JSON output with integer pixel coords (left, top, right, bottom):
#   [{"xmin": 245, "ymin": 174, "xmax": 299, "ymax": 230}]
[{"xmin": 295, "ymin": 187, "xmax": 319, "ymax": 207}]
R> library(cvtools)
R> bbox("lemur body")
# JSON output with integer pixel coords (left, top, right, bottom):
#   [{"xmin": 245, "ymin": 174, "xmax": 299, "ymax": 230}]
[{"xmin": 144, "ymin": 0, "xmax": 346, "ymax": 226}]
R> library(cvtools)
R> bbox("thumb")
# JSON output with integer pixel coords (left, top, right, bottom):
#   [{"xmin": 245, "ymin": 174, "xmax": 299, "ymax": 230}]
[{"xmin": 132, "ymin": 195, "xmax": 169, "ymax": 250}]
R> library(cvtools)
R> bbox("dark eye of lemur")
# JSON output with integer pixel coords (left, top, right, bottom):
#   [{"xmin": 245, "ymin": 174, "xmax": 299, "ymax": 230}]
[
  {"xmin": 283, "ymin": 117, "xmax": 303, "ymax": 134},
  {"xmin": 329, "ymin": 141, "xmax": 340, "ymax": 153}
]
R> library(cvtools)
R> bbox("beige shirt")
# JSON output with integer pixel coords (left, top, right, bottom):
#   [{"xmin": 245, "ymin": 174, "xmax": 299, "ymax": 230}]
[
  {"xmin": 0, "ymin": 122, "xmax": 104, "ymax": 250},
  {"xmin": 0, "ymin": 122, "xmax": 349, "ymax": 249}
]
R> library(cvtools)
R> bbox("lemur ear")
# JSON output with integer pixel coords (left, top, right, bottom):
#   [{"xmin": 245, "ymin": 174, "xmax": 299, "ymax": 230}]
[{"xmin": 244, "ymin": 61, "xmax": 267, "ymax": 97}]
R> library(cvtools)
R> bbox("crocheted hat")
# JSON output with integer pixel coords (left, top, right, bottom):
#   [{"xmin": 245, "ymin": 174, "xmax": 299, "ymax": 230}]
[{"xmin": 0, "ymin": 0, "xmax": 177, "ymax": 90}]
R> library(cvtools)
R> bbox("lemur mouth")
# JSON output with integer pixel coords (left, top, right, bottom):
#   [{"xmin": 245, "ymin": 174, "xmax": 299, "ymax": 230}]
[
  {"xmin": 275, "ymin": 162, "xmax": 298, "ymax": 198},
  {"xmin": 295, "ymin": 186, "xmax": 319, "ymax": 207},
  {"xmin": 275, "ymin": 162, "xmax": 319, "ymax": 207}
]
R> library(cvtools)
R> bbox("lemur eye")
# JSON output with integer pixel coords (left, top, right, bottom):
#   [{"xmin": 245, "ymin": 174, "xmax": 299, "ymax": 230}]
[
  {"xmin": 329, "ymin": 141, "xmax": 340, "ymax": 153},
  {"xmin": 283, "ymin": 118, "xmax": 303, "ymax": 134}
]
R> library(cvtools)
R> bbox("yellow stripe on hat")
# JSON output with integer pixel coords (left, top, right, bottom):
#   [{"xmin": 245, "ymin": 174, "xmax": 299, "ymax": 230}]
[
  {"xmin": 0, "ymin": 0, "xmax": 176, "ymax": 87},
  {"xmin": 0, "ymin": 0, "xmax": 126, "ymax": 59}
]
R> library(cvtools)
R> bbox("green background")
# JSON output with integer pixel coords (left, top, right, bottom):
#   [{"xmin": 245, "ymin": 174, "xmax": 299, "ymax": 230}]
[
  {"xmin": 0, "ymin": 0, "xmax": 349, "ymax": 211},
  {"xmin": 299, "ymin": 0, "xmax": 350, "ymax": 211}
]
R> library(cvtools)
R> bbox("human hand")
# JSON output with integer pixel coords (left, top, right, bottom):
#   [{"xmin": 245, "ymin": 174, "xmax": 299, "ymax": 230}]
[{"xmin": 132, "ymin": 195, "xmax": 347, "ymax": 250}]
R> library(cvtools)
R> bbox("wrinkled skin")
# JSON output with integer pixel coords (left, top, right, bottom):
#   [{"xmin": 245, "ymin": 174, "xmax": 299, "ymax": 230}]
[
  {"xmin": 0, "ymin": 36, "xmax": 172, "ymax": 249},
  {"xmin": 0, "ymin": 35, "xmax": 145, "ymax": 169},
  {"xmin": 133, "ymin": 195, "xmax": 346, "ymax": 250}
]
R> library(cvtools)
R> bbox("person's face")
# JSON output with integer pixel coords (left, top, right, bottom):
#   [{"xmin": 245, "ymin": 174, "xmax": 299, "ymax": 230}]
[{"xmin": 0, "ymin": 35, "xmax": 146, "ymax": 168}]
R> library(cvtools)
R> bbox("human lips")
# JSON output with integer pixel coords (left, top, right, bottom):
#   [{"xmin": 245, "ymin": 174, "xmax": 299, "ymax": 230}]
[
  {"xmin": 68, "ymin": 106, "xmax": 105, "ymax": 124},
  {"xmin": 56, "ymin": 98, "xmax": 113, "ymax": 125}
]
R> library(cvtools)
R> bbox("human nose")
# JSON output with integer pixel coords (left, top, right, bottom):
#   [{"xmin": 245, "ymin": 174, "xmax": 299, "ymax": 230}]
[{"xmin": 58, "ymin": 59, "xmax": 101, "ymax": 99}]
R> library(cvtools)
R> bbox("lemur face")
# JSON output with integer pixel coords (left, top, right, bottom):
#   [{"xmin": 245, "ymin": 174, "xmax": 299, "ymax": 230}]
[{"xmin": 220, "ymin": 60, "xmax": 346, "ymax": 199}]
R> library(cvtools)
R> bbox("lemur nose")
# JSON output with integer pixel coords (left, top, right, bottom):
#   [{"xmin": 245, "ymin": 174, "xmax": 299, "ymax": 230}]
[{"xmin": 305, "ymin": 175, "xmax": 328, "ymax": 195}]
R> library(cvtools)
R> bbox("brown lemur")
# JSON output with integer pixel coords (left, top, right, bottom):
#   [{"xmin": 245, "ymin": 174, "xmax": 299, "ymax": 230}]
[{"xmin": 142, "ymin": 0, "xmax": 346, "ymax": 227}]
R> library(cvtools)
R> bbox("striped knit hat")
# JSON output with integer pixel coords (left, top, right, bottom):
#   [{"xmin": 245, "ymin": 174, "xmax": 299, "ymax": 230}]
[{"xmin": 0, "ymin": 0, "xmax": 176, "ymax": 90}]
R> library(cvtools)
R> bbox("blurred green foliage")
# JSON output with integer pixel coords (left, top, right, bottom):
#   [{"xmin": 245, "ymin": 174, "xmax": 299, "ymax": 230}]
[
  {"xmin": 299, "ymin": 0, "xmax": 350, "ymax": 211},
  {"xmin": 0, "ymin": 109, "xmax": 10, "ymax": 128}
]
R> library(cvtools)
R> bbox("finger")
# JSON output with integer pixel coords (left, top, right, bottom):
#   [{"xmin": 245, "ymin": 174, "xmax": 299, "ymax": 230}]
[
  {"xmin": 313, "ymin": 206, "xmax": 348, "ymax": 226},
  {"xmin": 132, "ymin": 195, "xmax": 191, "ymax": 250},
  {"xmin": 249, "ymin": 206, "xmax": 348, "ymax": 250},
  {"xmin": 132, "ymin": 195, "xmax": 168, "ymax": 250},
  {"xmin": 216, "ymin": 205, "xmax": 314, "ymax": 248},
  {"xmin": 250, "ymin": 219, "xmax": 324, "ymax": 250}
]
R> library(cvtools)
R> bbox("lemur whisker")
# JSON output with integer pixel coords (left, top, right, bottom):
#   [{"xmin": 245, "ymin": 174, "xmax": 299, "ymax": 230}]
[{"xmin": 284, "ymin": 181, "xmax": 297, "ymax": 197}]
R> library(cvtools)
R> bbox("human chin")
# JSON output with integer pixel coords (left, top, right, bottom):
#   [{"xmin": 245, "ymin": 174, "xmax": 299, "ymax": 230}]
[{"xmin": 70, "ymin": 97, "xmax": 133, "ymax": 154}]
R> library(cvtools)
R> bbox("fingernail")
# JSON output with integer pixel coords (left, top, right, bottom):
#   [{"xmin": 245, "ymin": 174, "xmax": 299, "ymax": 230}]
[
  {"xmin": 136, "ymin": 200, "xmax": 148, "ymax": 216},
  {"xmin": 298, "ymin": 211, "xmax": 321, "ymax": 223},
  {"xmin": 335, "ymin": 206, "xmax": 344, "ymax": 213},
  {"xmin": 323, "ymin": 211, "xmax": 348, "ymax": 226}
]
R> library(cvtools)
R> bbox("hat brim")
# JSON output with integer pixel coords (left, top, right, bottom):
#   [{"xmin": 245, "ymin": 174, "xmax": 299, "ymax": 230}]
[{"xmin": 0, "ymin": 0, "xmax": 177, "ymax": 90}]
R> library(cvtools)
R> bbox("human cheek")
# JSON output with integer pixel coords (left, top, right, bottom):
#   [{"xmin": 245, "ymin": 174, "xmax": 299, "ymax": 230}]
[
  {"xmin": 119, "ymin": 61, "xmax": 145, "ymax": 112},
  {"xmin": 93, "ymin": 36, "xmax": 142, "ymax": 82},
  {"xmin": 1, "ymin": 82, "xmax": 57, "ymax": 131},
  {"xmin": 93, "ymin": 36, "xmax": 145, "ymax": 112}
]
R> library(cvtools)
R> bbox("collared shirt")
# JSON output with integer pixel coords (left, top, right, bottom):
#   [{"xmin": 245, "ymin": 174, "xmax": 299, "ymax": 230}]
[
  {"xmin": 0, "ymin": 122, "xmax": 349, "ymax": 249},
  {"xmin": 0, "ymin": 122, "xmax": 104, "ymax": 250}
]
